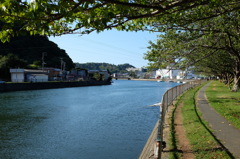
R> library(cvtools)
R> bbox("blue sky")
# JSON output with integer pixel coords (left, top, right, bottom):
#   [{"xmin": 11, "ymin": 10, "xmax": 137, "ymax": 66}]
[{"xmin": 49, "ymin": 29, "xmax": 159, "ymax": 68}]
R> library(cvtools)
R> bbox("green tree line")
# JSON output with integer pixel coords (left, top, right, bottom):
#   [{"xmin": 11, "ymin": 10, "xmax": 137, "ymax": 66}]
[{"xmin": 75, "ymin": 62, "xmax": 135, "ymax": 73}]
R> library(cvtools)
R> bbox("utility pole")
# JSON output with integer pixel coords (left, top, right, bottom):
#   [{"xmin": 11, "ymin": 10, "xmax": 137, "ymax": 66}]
[
  {"xmin": 60, "ymin": 58, "xmax": 63, "ymax": 80},
  {"xmin": 42, "ymin": 52, "xmax": 47, "ymax": 72},
  {"xmin": 60, "ymin": 58, "xmax": 66, "ymax": 80}
]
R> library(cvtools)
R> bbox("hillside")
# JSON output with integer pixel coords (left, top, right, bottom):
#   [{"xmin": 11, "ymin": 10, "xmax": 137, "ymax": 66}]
[
  {"xmin": 0, "ymin": 34, "xmax": 74, "ymax": 80},
  {"xmin": 75, "ymin": 62, "xmax": 135, "ymax": 73},
  {"xmin": 0, "ymin": 35, "xmax": 74, "ymax": 69}
]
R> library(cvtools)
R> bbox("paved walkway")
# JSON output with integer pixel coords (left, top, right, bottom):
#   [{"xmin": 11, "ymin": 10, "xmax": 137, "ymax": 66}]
[{"xmin": 197, "ymin": 82, "xmax": 240, "ymax": 159}]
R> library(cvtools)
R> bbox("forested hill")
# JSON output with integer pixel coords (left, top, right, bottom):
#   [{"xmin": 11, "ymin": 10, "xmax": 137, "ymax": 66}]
[
  {"xmin": 0, "ymin": 35, "xmax": 75, "ymax": 70},
  {"xmin": 75, "ymin": 63, "xmax": 135, "ymax": 73}
]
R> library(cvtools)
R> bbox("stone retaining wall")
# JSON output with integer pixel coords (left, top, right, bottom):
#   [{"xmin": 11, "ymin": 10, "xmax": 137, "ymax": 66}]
[{"xmin": 0, "ymin": 80, "xmax": 111, "ymax": 92}]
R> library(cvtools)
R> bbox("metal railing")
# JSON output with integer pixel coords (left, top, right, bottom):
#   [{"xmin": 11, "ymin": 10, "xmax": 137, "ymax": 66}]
[{"xmin": 154, "ymin": 80, "xmax": 206, "ymax": 159}]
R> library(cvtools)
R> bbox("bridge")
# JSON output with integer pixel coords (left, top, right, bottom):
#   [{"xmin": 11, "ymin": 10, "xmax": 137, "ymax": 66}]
[{"xmin": 114, "ymin": 77, "xmax": 132, "ymax": 80}]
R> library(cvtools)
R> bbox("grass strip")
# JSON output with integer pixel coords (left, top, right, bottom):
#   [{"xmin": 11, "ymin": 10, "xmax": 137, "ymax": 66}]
[
  {"xmin": 169, "ymin": 83, "xmax": 231, "ymax": 158},
  {"xmin": 205, "ymin": 81, "xmax": 240, "ymax": 129},
  {"xmin": 168, "ymin": 97, "xmax": 181, "ymax": 159}
]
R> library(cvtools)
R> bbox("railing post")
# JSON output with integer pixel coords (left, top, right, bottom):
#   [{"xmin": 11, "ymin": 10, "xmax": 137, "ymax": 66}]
[
  {"xmin": 176, "ymin": 86, "xmax": 177, "ymax": 99},
  {"xmin": 153, "ymin": 81, "xmax": 203, "ymax": 159},
  {"xmin": 155, "ymin": 127, "xmax": 162, "ymax": 159},
  {"xmin": 166, "ymin": 90, "xmax": 168, "ymax": 108}
]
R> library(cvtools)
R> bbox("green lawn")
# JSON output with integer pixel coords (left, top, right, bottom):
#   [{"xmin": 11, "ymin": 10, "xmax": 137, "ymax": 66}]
[
  {"xmin": 169, "ymin": 83, "xmax": 231, "ymax": 159},
  {"xmin": 205, "ymin": 81, "xmax": 240, "ymax": 129}
]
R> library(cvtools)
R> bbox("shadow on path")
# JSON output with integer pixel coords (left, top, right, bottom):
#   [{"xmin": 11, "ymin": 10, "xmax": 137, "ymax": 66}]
[{"xmin": 196, "ymin": 82, "xmax": 239, "ymax": 159}]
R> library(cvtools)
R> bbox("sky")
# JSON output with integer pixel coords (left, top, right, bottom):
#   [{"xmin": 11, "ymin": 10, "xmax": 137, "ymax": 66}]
[{"xmin": 49, "ymin": 30, "xmax": 159, "ymax": 68}]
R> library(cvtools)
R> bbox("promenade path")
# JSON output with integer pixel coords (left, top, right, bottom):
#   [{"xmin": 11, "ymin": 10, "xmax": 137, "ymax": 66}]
[{"xmin": 197, "ymin": 82, "xmax": 240, "ymax": 159}]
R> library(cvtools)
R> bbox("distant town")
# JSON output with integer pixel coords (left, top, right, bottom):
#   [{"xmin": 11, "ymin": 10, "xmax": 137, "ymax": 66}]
[
  {"xmin": 5, "ymin": 63, "xmax": 204, "ymax": 84},
  {"xmin": 113, "ymin": 66, "xmax": 202, "ymax": 80},
  {"xmin": 0, "ymin": 34, "xmax": 204, "ymax": 83}
]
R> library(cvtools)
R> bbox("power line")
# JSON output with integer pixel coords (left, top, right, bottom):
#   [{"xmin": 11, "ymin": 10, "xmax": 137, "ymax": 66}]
[
  {"xmin": 0, "ymin": 46, "xmax": 56, "ymax": 50},
  {"xmin": 61, "ymin": 46, "xmax": 146, "ymax": 63},
  {"xmin": 80, "ymin": 37, "xmax": 147, "ymax": 57}
]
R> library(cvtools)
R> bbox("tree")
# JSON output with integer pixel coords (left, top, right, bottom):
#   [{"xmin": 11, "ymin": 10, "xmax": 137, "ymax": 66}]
[
  {"xmin": 192, "ymin": 50, "xmax": 235, "ymax": 89},
  {"xmin": 144, "ymin": 10, "xmax": 240, "ymax": 91},
  {"xmin": 0, "ymin": 54, "xmax": 27, "ymax": 81},
  {"xmin": 129, "ymin": 71, "xmax": 137, "ymax": 78},
  {"xmin": 0, "ymin": 0, "xmax": 239, "ymax": 42},
  {"xmin": 75, "ymin": 62, "xmax": 135, "ymax": 73}
]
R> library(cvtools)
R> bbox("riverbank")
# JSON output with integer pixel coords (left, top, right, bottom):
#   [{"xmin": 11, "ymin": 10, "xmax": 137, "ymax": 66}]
[
  {"xmin": 131, "ymin": 78, "xmax": 197, "ymax": 83},
  {"xmin": 0, "ymin": 80, "xmax": 111, "ymax": 92},
  {"xmin": 162, "ymin": 81, "xmax": 240, "ymax": 158}
]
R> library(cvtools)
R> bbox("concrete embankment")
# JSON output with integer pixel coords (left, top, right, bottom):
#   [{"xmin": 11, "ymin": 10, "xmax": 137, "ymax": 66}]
[
  {"xmin": 131, "ymin": 78, "xmax": 197, "ymax": 83},
  {"xmin": 139, "ymin": 121, "xmax": 159, "ymax": 159},
  {"xmin": 0, "ymin": 80, "xmax": 111, "ymax": 92}
]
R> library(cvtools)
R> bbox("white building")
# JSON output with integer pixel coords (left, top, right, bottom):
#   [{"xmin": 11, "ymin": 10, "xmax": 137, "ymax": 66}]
[
  {"xmin": 126, "ymin": 67, "xmax": 147, "ymax": 72},
  {"xmin": 126, "ymin": 67, "xmax": 141, "ymax": 72},
  {"xmin": 27, "ymin": 74, "xmax": 48, "ymax": 82},
  {"xmin": 155, "ymin": 69, "xmax": 180, "ymax": 79},
  {"xmin": 177, "ymin": 70, "xmax": 197, "ymax": 79},
  {"xmin": 10, "ymin": 69, "xmax": 25, "ymax": 82},
  {"xmin": 155, "ymin": 68, "xmax": 198, "ymax": 80},
  {"xmin": 10, "ymin": 68, "xmax": 48, "ymax": 82}
]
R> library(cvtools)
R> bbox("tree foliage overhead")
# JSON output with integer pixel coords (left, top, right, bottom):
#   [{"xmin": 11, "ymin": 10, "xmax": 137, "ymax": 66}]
[
  {"xmin": 0, "ymin": 54, "xmax": 27, "ymax": 81},
  {"xmin": 144, "ymin": 9, "xmax": 240, "ymax": 91},
  {"xmin": 1, "ymin": 0, "xmax": 240, "ymax": 91},
  {"xmin": 0, "ymin": 0, "xmax": 239, "ymax": 42}
]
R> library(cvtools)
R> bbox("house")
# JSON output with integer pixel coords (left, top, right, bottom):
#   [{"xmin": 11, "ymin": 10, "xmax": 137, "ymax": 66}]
[
  {"xmin": 43, "ymin": 68, "xmax": 61, "ymax": 81},
  {"xmin": 112, "ymin": 73, "xmax": 130, "ymax": 79},
  {"xmin": 99, "ymin": 70, "xmax": 111, "ymax": 80},
  {"xmin": 88, "ymin": 70, "xmax": 111, "ymax": 81},
  {"xmin": 126, "ymin": 67, "xmax": 141, "ymax": 72},
  {"xmin": 27, "ymin": 74, "xmax": 48, "ymax": 82},
  {"xmin": 10, "ymin": 69, "xmax": 25, "ymax": 82},
  {"xmin": 10, "ymin": 68, "xmax": 49, "ymax": 82},
  {"xmin": 67, "ymin": 69, "xmax": 88, "ymax": 81}
]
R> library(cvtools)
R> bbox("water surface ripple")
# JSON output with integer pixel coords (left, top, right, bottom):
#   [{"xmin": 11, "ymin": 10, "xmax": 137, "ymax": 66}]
[{"xmin": 0, "ymin": 80, "xmax": 178, "ymax": 159}]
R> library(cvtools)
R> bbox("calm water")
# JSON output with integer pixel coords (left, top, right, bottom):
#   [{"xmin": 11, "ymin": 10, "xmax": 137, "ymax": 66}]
[{"xmin": 0, "ymin": 80, "xmax": 179, "ymax": 159}]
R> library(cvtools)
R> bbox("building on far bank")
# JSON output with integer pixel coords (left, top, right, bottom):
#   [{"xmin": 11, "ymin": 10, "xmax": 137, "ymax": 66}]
[
  {"xmin": 99, "ymin": 70, "xmax": 111, "ymax": 81},
  {"xmin": 10, "ymin": 68, "xmax": 111, "ymax": 83},
  {"xmin": 27, "ymin": 74, "xmax": 48, "ymax": 82},
  {"xmin": 10, "ymin": 68, "xmax": 49, "ymax": 82},
  {"xmin": 88, "ymin": 70, "xmax": 111, "ymax": 81},
  {"xmin": 126, "ymin": 67, "xmax": 147, "ymax": 72},
  {"xmin": 176, "ymin": 70, "xmax": 197, "ymax": 79},
  {"xmin": 155, "ymin": 68, "xmax": 198, "ymax": 80},
  {"xmin": 68, "ymin": 68, "xmax": 88, "ymax": 81},
  {"xmin": 10, "ymin": 69, "xmax": 25, "ymax": 82},
  {"xmin": 43, "ymin": 68, "xmax": 61, "ymax": 81},
  {"xmin": 155, "ymin": 69, "xmax": 179, "ymax": 79}
]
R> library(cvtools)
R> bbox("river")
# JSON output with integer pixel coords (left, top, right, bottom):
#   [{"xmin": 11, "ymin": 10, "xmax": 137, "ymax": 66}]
[{"xmin": 0, "ymin": 80, "xmax": 179, "ymax": 159}]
